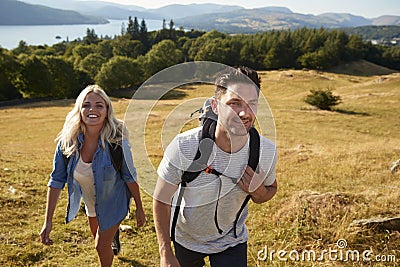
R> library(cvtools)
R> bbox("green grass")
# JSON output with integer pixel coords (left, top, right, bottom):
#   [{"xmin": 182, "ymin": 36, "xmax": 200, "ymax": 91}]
[{"xmin": 0, "ymin": 67, "xmax": 399, "ymax": 266}]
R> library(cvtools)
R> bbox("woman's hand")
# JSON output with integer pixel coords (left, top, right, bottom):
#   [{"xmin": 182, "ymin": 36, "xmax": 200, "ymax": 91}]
[
  {"xmin": 135, "ymin": 208, "xmax": 146, "ymax": 227},
  {"xmin": 40, "ymin": 221, "xmax": 54, "ymax": 245}
]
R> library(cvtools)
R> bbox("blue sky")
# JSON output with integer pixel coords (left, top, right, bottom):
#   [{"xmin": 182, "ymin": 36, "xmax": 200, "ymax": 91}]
[{"xmin": 97, "ymin": 0, "xmax": 400, "ymax": 18}]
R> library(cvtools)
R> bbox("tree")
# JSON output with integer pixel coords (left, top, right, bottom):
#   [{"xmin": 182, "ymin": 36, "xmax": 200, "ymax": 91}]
[
  {"xmin": 121, "ymin": 22, "xmax": 126, "ymax": 35},
  {"xmin": 17, "ymin": 55, "xmax": 54, "ymax": 98},
  {"xmin": 263, "ymin": 30, "xmax": 296, "ymax": 69},
  {"xmin": 0, "ymin": 70, "xmax": 21, "ymax": 100},
  {"xmin": 144, "ymin": 40, "xmax": 183, "ymax": 76},
  {"xmin": 78, "ymin": 53, "xmax": 107, "ymax": 80},
  {"xmin": 112, "ymin": 35, "xmax": 145, "ymax": 58},
  {"xmin": 72, "ymin": 44, "xmax": 95, "ymax": 67},
  {"xmin": 169, "ymin": 19, "xmax": 175, "ymax": 39},
  {"xmin": 0, "ymin": 49, "xmax": 21, "ymax": 100},
  {"xmin": 304, "ymin": 88, "xmax": 342, "ymax": 111},
  {"xmin": 194, "ymin": 38, "xmax": 229, "ymax": 63},
  {"xmin": 345, "ymin": 35, "xmax": 366, "ymax": 61},
  {"xmin": 95, "ymin": 56, "xmax": 144, "ymax": 91},
  {"xmin": 12, "ymin": 40, "xmax": 30, "ymax": 55},
  {"xmin": 84, "ymin": 28, "xmax": 99, "ymax": 45},
  {"xmin": 187, "ymin": 30, "xmax": 226, "ymax": 60},
  {"xmin": 43, "ymin": 56, "xmax": 80, "ymax": 98},
  {"xmin": 96, "ymin": 40, "xmax": 114, "ymax": 60},
  {"xmin": 139, "ymin": 19, "xmax": 148, "ymax": 47},
  {"xmin": 378, "ymin": 46, "xmax": 400, "ymax": 71},
  {"xmin": 298, "ymin": 50, "xmax": 330, "ymax": 69},
  {"xmin": 127, "ymin": 16, "xmax": 140, "ymax": 40}
]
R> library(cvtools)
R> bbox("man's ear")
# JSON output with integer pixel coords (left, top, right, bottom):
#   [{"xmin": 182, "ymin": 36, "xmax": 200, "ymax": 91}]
[{"xmin": 211, "ymin": 97, "xmax": 218, "ymax": 115}]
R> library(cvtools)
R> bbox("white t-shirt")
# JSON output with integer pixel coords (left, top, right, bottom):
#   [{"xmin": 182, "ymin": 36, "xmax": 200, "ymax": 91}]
[
  {"xmin": 157, "ymin": 127, "xmax": 277, "ymax": 254},
  {"xmin": 73, "ymin": 156, "xmax": 96, "ymax": 217}
]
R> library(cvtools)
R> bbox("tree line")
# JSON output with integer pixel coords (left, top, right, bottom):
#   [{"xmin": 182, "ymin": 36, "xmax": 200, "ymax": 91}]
[{"xmin": 1, "ymin": 17, "xmax": 399, "ymax": 101}]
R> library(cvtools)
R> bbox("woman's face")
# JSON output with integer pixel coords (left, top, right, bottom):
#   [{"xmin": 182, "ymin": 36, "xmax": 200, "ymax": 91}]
[{"xmin": 80, "ymin": 92, "xmax": 108, "ymax": 128}]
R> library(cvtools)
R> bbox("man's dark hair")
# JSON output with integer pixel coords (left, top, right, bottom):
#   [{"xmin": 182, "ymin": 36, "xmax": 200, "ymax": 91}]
[{"xmin": 214, "ymin": 66, "xmax": 261, "ymax": 99}]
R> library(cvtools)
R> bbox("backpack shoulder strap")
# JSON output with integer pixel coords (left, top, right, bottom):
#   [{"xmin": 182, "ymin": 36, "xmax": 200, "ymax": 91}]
[
  {"xmin": 233, "ymin": 126, "xmax": 260, "ymax": 238},
  {"xmin": 181, "ymin": 118, "xmax": 216, "ymax": 183},
  {"xmin": 62, "ymin": 153, "xmax": 69, "ymax": 167},
  {"xmin": 108, "ymin": 141, "xmax": 123, "ymax": 173},
  {"xmin": 171, "ymin": 119, "xmax": 217, "ymax": 241},
  {"xmin": 248, "ymin": 127, "xmax": 260, "ymax": 172}
]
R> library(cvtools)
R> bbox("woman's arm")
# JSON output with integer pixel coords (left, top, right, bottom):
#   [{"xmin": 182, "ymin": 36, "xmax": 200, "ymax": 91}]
[
  {"xmin": 40, "ymin": 186, "xmax": 62, "ymax": 245},
  {"xmin": 126, "ymin": 181, "xmax": 146, "ymax": 226}
]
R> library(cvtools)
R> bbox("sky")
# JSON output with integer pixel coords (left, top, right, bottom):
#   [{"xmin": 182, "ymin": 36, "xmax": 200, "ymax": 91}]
[{"xmin": 90, "ymin": 0, "xmax": 400, "ymax": 18}]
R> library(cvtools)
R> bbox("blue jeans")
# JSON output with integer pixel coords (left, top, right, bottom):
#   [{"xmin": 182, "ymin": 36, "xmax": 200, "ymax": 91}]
[{"xmin": 173, "ymin": 241, "xmax": 247, "ymax": 267}]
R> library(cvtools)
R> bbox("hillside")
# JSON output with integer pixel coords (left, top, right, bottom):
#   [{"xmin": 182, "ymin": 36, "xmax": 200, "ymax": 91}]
[
  {"xmin": 328, "ymin": 59, "xmax": 399, "ymax": 76},
  {"xmin": 82, "ymin": 5, "xmax": 161, "ymax": 20},
  {"xmin": 343, "ymin": 25, "xmax": 400, "ymax": 43},
  {"xmin": 372, "ymin": 15, "xmax": 400, "ymax": 25},
  {"xmin": 0, "ymin": 0, "xmax": 107, "ymax": 25},
  {"xmin": 175, "ymin": 7, "xmax": 400, "ymax": 33},
  {"xmin": 1, "ymin": 66, "xmax": 399, "ymax": 266}
]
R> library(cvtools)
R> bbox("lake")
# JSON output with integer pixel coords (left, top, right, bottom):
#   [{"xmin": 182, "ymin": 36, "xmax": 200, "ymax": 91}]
[{"xmin": 0, "ymin": 19, "xmax": 163, "ymax": 50}]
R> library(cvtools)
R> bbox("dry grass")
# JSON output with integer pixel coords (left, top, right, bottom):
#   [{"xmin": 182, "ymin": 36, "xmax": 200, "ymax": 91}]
[{"xmin": 0, "ymin": 67, "xmax": 399, "ymax": 266}]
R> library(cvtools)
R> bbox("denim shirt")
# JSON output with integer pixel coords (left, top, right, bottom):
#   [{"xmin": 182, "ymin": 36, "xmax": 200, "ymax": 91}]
[{"xmin": 48, "ymin": 134, "xmax": 137, "ymax": 232}]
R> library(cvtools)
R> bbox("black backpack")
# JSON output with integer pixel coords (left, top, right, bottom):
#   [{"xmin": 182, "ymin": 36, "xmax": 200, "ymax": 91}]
[
  {"xmin": 170, "ymin": 100, "xmax": 260, "ymax": 241},
  {"xmin": 62, "ymin": 141, "xmax": 123, "ymax": 172}
]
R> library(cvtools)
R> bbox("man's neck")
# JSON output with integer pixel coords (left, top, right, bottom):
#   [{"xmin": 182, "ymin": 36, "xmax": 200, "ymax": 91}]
[{"xmin": 214, "ymin": 124, "xmax": 248, "ymax": 153}]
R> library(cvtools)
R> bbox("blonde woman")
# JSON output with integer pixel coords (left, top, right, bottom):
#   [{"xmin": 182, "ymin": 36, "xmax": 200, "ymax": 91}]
[{"xmin": 40, "ymin": 85, "xmax": 146, "ymax": 266}]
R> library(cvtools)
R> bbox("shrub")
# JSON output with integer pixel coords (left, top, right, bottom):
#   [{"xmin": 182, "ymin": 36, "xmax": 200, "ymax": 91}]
[{"xmin": 304, "ymin": 88, "xmax": 342, "ymax": 111}]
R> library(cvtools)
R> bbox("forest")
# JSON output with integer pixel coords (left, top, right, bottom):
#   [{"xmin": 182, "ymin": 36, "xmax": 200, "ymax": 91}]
[{"xmin": 1, "ymin": 17, "xmax": 399, "ymax": 101}]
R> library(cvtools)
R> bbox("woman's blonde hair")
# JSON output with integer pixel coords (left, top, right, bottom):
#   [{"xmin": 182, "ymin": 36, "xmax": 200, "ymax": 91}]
[{"xmin": 56, "ymin": 85, "xmax": 128, "ymax": 157}]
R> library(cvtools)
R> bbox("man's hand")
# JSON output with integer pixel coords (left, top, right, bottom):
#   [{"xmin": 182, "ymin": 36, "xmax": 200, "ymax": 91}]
[
  {"xmin": 238, "ymin": 165, "xmax": 277, "ymax": 204},
  {"xmin": 160, "ymin": 252, "xmax": 181, "ymax": 267},
  {"xmin": 238, "ymin": 165, "xmax": 266, "ymax": 194}
]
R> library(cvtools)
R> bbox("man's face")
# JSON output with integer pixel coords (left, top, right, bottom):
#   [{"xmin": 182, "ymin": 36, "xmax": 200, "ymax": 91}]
[{"xmin": 213, "ymin": 82, "xmax": 258, "ymax": 136}]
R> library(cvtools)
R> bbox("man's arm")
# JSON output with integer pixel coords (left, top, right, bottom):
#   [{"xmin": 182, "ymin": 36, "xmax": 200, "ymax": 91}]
[
  {"xmin": 239, "ymin": 165, "xmax": 277, "ymax": 204},
  {"xmin": 249, "ymin": 180, "xmax": 277, "ymax": 204},
  {"xmin": 153, "ymin": 178, "xmax": 181, "ymax": 267}
]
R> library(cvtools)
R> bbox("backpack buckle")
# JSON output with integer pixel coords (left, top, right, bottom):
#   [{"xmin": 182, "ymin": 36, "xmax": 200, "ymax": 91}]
[{"xmin": 205, "ymin": 166, "xmax": 213, "ymax": 174}]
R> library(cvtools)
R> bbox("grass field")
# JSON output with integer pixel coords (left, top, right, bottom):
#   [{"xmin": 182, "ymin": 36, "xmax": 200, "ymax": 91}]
[{"xmin": 1, "ymin": 62, "xmax": 399, "ymax": 266}]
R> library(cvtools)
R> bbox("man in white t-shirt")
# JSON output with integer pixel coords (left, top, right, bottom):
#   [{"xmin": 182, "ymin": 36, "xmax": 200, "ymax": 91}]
[{"xmin": 153, "ymin": 66, "xmax": 278, "ymax": 267}]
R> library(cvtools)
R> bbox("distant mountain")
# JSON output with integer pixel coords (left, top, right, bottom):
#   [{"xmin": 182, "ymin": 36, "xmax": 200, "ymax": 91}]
[
  {"xmin": 372, "ymin": 15, "xmax": 400, "ymax": 26},
  {"xmin": 317, "ymin": 13, "xmax": 371, "ymax": 27},
  {"xmin": 20, "ymin": 0, "xmax": 243, "ymax": 20},
  {"xmin": 81, "ymin": 3, "xmax": 243, "ymax": 20},
  {"xmin": 83, "ymin": 5, "xmax": 161, "ymax": 20},
  {"xmin": 0, "ymin": 0, "xmax": 107, "ymax": 25},
  {"xmin": 175, "ymin": 7, "xmax": 400, "ymax": 33},
  {"xmin": 344, "ymin": 25, "xmax": 400, "ymax": 41},
  {"xmin": 3, "ymin": 1, "xmax": 400, "ymax": 30},
  {"xmin": 146, "ymin": 4, "xmax": 243, "ymax": 19},
  {"xmin": 20, "ymin": 0, "xmax": 146, "ymax": 12}
]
